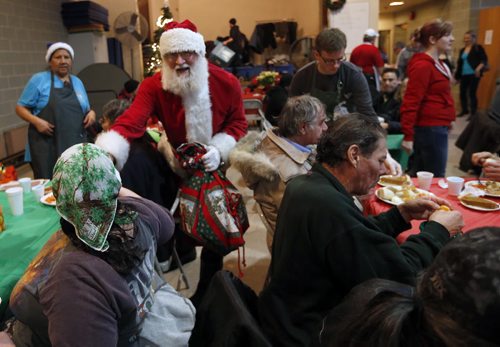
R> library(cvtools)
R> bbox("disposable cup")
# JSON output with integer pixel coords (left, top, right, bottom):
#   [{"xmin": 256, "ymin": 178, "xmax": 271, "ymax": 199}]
[
  {"xmin": 6, "ymin": 187, "xmax": 23, "ymax": 216},
  {"xmin": 447, "ymin": 176, "xmax": 465, "ymax": 196},
  {"xmin": 32, "ymin": 185, "xmax": 45, "ymax": 201},
  {"xmin": 417, "ymin": 171, "xmax": 434, "ymax": 191},
  {"xmin": 18, "ymin": 177, "xmax": 32, "ymax": 193}
]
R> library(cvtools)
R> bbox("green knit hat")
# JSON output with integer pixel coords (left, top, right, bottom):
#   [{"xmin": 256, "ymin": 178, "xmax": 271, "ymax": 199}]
[{"xmin": 52, "ymin": 143, "xmax": 121, "ymax": 251}]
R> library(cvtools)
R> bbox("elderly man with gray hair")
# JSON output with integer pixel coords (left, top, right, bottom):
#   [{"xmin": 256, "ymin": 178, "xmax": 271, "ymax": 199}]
[{"xmin": 230, "ymin": 95, "xmax": 327, "ymax": 250}]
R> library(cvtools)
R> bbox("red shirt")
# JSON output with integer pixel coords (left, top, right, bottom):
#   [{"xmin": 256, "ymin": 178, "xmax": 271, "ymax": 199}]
[
  {"xmin": 400, "ymin": 53, "xmax": 456, "ymax": 141},
  {"xmin": 349, "ymin": 43, "xmax": 384, "ymax": 75}
]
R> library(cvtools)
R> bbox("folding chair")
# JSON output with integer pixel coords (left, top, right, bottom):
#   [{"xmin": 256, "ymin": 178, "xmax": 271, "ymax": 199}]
[
  {"xmin": 243, "ymin": 98, "xmax": 268, "ymax": 131},
  {"xmin": 155, "ymin": 190, "xmax": 190, "ymax": 291}
]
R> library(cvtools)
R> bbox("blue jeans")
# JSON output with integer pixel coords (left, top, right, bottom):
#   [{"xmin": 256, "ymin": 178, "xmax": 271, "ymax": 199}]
[{"xmin": 409, "ymin": 126, "xmax": 448, "ymax": 177}]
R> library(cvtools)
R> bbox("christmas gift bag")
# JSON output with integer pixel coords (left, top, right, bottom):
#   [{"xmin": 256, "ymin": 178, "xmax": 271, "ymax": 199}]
[{"xmin": 177, "ymin": 143, "xmax": 248, "ymax": 256}]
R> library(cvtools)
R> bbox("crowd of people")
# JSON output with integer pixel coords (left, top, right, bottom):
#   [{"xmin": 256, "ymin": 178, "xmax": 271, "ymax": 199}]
[{"xmin": 1, "ymin": 13, "xmax": 499, "ymax": 347}]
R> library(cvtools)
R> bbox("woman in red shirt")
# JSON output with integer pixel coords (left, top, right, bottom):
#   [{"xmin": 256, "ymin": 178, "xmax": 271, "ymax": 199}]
[{"xmin": 400, "ymin": 20, "xmax": 455, "ymax": 177}]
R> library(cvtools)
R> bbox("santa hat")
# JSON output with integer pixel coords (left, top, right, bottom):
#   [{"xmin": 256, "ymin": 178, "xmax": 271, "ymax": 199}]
[
  {"xmin": 159, "ymin": 20, "xmax": 206, "ymax": 57},
  {"xmin": 45, "ymin": 42, "xmax": 74, "ymax": 63}
]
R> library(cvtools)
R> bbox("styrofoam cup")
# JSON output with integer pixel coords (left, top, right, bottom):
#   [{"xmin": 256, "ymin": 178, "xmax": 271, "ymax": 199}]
[
  {"xmin": 6, "ymin": 187, "xmax": 23, "ymax": 216},
  {"xmin": 447, "ymin": 176, "xmax": 465, "ymax": 196},
  {"xmin": 417, "ymin": 171, "xmax": 434, "ymax": 191},
  {"xmin": 18, "ymin": 177, "xmax": 32, "ymax": 193},
  {"xmin": 32, "ymin": 184, "xmax": 45, "ymax": 201}
]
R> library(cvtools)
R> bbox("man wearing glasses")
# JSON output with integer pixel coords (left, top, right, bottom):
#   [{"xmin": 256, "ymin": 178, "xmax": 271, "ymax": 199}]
[
  {"xmin": 290, "ymin": 28, "xmax": 402, "ymax": 176},
  {"xmin": 95, "ymin": 20, "xmax": 247, "ymax": 307},
  {"xmin": 290, "ymin": 28, "xmax": 376, "ymax": 122}
]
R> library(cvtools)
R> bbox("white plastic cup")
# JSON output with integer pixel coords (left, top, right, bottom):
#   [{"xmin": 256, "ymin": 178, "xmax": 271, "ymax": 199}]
[
  {"xmin": 6, "ymin": 187, "xmax": 23, "ymax": 216},
  {"xmin": 32, "ymin": 184, "xmax": 45, "ymax": 201},
  {"xmin": 417, "ymin": 171, "xmax": 434, "ymax": 191},
  {"xmin": 447, "ymin": 176, "xmax": 465, "ymax": 196},
  {"xmin": 18, "ymin": 177, "xmax": 32, "ymax": 193}
]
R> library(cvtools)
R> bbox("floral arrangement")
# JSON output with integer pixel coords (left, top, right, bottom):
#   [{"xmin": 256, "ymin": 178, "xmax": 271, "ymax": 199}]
[{"xmin": 251, "ymin": 71, "xmax": 281, "ymax": 91}]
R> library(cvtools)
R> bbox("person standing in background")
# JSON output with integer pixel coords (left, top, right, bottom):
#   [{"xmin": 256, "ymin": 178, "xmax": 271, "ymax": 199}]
[
  {"xmin": 454, "ymin": 30, "xmax": 488, "ymax": 119},
  {"xmin": 349, "ymin": 28, "xmax": 385, "ymax": 103},
  {"xmin": 15, "ymin": 42, "xmax": 96, "ymax": 179},
  {"xmin": 400, "ymin": 20, "xmax": 455, "ymax": 177},
  {"xmin": 223, "ymin": 18, "xmax": 245, "ymax": 66},
  {"xmin": 396, "ymin": 29, "xmax": 422, "ymax": 80}
]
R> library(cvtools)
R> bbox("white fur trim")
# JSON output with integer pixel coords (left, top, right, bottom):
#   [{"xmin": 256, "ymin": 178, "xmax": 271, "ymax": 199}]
[
  {"xmin": 46, "ymin": 42, "xmax": 74, "ymax": 63},
  {"xmin": 94, "ymin": 131, "xmax": 130, "ymax": 171},
  {"xmin": 160, "ymin": 28, "xmax": 206, "ymax": 56},
  {"xmin": 209, "ymin": 132, "xmax": 237, "ymax": 162},
  {"xmin": 183, "ymin": 78, "xmax": 213, "ymax": 144}
]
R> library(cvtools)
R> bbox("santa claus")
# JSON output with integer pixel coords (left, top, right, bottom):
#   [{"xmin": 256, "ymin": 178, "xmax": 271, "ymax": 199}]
[{"xmin": 95, "ymin": 19, "xmax": 247, "ymax": 173}]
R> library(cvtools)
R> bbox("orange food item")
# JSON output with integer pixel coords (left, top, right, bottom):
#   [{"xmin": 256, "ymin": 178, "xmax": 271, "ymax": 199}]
[
  {"xmin": 45, "ymin": 195, "xmax": 56, "ymax": 204},
  {"xmin": 438, "ymin": 205, "xmax": 451, "ymax": 211}
]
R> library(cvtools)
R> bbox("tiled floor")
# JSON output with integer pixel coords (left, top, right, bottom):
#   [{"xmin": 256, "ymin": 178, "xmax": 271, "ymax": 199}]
[{"xmin": 16, "ymin": 116, "xmax": 473, "ymax": 297}]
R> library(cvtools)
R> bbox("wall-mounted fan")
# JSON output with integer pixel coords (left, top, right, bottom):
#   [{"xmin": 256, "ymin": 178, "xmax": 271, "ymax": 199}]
[
  {"xmin": 113, "ymin": 11, "xmax": 149, "ymax": 78},
  {"xmin": 289, "ymin": 37, "xmax": 314, "ymax": 69}
]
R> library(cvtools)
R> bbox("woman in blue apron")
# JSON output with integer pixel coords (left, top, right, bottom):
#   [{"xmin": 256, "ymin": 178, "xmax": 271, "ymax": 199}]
[{"xmin": 16, "ymin": 42, "xmax": 96, "ymax": 179}]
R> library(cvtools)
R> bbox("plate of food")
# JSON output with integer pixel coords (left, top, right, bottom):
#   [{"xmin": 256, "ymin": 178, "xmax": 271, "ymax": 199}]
[
  {"xmin": 40, "ymin": 192, "xmax": 56, "ymax": 206},
  {"xmin": 464, "ymin": 180, "xmax": 500, "ymax": 197},
  {"xmin": 376, "ymin": 185, "xmax": 433, "ymax": 206},
  {"xmin": 377, "ymin": 175, "xmax": 412, "ymax": 187},
  {"xmin": 459, "ymin": 194, "xmax": 500, "ymax": 211}
]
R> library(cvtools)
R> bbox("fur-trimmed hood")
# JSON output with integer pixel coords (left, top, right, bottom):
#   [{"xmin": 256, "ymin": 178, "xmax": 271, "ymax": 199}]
[{"xmin": 229, "ymin": 131, "xmax": 279, "ymax": 188}]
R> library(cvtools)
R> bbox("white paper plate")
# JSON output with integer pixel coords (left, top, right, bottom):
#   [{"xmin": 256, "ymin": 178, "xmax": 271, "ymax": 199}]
[
  {"xmin": 0, "ymin": 179, "xmax": 49, "ymax": 191},
  {"xmin": 464, "ymin": 180, "xmax": 500, "ymax": 198},
  {"xmin": 377, "ymin": 175, "xmax": 412, "ymax": 187},
  {"xmin": 459, "ymin": 197, "xmax": 500, "ymax": 211},
  {"xmin": 375, "ymin": 187, "xmax": 433, "ymax": 206},
  {"xmin": 40, "ymin": 192, "xmax": 56, "ymax": 206}
]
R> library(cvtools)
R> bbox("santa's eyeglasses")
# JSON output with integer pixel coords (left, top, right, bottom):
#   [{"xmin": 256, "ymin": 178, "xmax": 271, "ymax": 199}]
[{"xmin": 164, "ymin": 51, "xmax": 197, "ymax": 62}]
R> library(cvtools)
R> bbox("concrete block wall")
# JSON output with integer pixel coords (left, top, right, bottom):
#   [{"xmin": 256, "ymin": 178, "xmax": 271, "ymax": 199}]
[{"xmin": 0, "ymin": 0, "xmax": 67, "ymax": 157}]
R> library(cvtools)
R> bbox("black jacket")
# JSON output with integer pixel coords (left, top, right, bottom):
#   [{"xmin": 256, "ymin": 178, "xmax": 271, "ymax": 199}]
[
  {"xmin": 259, "ymin": 164, "xmax": 450, "ymax": 347},
  {"xmin": 454, "ymin": 44, "xmax": 488, "ymax": 80}
]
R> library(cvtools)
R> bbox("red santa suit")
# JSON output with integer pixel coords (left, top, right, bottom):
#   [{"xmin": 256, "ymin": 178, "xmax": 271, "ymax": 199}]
[{"xmin": 95, "ymin": 20, "xmax": 247, "ymax": 171}]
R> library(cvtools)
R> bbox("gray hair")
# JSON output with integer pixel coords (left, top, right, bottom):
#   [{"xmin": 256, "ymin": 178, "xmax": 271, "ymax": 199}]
[
  {"xmin": 315, "ymin": 28, "xmax": 347, "ymax": 53},
  {"xmin": 317, "ymin": 113, "xmax": 385, "ymax": 167},
  {"xmin": 278, "ymin": 95, "xmax": 325, "ymax": 138},
  {"xmin": 102, "ymin": 99, "xmax": 131, "ymax": 124}
]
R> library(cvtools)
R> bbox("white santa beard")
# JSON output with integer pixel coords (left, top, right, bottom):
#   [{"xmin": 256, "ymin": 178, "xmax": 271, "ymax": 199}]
[{"xmin": 161, "ymin": 57, "xmax": 213, "ymax": 144}]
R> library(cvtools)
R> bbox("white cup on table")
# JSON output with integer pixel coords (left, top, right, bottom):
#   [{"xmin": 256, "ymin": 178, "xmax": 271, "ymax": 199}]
[
  {"xmin": 416, "ymin": 171, "xmax": 434, "ymax": 191},
  {"xmin": 6, "ymin": 187, "xmax": 23, "ymax": 216},
  {"xmin": 447, "ymin": 176, "xmax": 465, "ymax": 196},
  {"xmin": 32, "ymin": 184, "xmax": 45, "ymax": 201},
  {"xmin": 18, "ymin": 177, "xmax": 32, "ymax": 193}
]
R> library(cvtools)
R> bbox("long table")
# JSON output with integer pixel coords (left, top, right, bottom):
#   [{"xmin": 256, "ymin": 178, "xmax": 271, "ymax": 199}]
[
  {"xmin": 364, "ymin": 177, "xmax": 500, "ymax": 244},
  {"xmin": 0, "ymin": 189, "xmax": 59, "ymax": 317}
]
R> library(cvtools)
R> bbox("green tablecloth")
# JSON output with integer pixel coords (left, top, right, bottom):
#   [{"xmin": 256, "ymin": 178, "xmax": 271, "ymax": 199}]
[
  {"xmin": 387, "ymin": 134, "xmax": 409, "ymax": 171},
  {"xmin": 0, "ymin": 189, "xmax": 59, "ymax": 317}
]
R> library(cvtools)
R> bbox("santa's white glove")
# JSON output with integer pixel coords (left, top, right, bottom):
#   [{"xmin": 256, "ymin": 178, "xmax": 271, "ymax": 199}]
[
  {"xmin": 384, "ymin": 151, "xmax": 403, "ymax": 176},
  {"xmin": 202, "ymin": 145, "xmax": 221, "ymax": 172}
]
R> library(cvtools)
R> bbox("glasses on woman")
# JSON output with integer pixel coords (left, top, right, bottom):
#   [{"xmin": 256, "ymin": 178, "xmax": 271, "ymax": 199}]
[
  {"xmin": 164, "ymin": 51, "xmax": 197, "ymax": 62},
  {"xmin": 319, "ymin": 54, "xmax": 346, "ymax": 65}
]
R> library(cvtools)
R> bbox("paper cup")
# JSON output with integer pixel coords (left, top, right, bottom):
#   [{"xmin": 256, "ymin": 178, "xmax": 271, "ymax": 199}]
[
  {"xmin": 32, "ymin": 184, "xmax": 45, "ymax": 201},
  {"xmin": 417, "ymin": 171, "xmax": 434, "ymax": 191},
  {"xmin": 6, "ymin": 187, "xmax": 23, "ymax": 216},
  {"xmin": 447, "ymin": 176, "xmax": 465, "ymax": 196},
  {"xmin": 18, "ymin": 177, "xmax": 32, "ymax": 193}
]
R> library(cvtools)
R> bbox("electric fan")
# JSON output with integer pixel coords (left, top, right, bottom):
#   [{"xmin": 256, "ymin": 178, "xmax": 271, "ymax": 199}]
[{"xmin": 113, "ymin": 12, "xmax": 149, "ymax": 78}]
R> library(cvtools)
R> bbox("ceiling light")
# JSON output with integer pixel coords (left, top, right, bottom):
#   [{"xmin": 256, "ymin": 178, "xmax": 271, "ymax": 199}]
[{"xmin": 389, "ymin": 1, "xmax": 404, "ymax": 5}]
